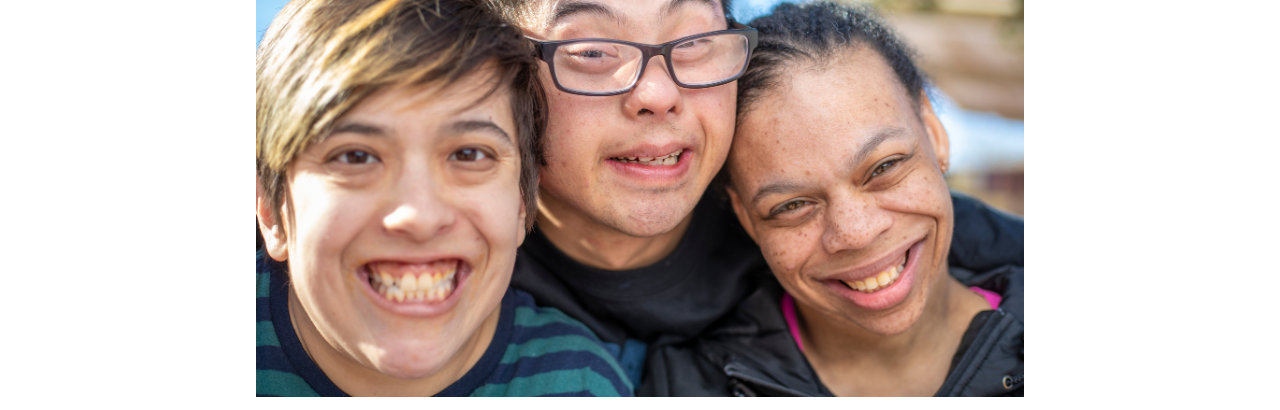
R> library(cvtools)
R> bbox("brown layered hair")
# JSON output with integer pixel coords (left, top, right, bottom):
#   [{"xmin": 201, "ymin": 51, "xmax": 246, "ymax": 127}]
[{"xmin": 257, "ymin": 0, "xmax": 547, "ymax": 236}]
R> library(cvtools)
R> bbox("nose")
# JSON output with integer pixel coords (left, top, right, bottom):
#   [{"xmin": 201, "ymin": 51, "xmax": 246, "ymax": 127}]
[
  {"xmin": 382, "ymin": 171, "xmax": 456, "ymax": 243},
  {"xmin": 623, "ymin": 55, "xmax": 682, "ymax": 120},
  {"xmin": 821, "ymin": 193, "xmax": 893, "ymax": 255}
]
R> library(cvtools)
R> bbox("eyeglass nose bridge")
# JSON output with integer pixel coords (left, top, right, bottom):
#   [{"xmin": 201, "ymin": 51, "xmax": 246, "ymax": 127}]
[{"xmin": 625, "ymin": 42, "xmax": 682, "ymax": 95}]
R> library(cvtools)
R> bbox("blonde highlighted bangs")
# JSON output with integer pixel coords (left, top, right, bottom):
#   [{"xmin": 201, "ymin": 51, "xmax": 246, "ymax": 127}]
[{"xmin": 256, "ymin": 0, "xmax": 546, "ymax": 235}]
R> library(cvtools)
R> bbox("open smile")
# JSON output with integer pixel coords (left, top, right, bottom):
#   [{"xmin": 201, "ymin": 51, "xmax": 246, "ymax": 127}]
[
  {"xmin": 605, "ymin": 147, "xmax": 694, "ymax": 186},
  {"xmin": 823, "ymin": 239, "xmax": 926, "ymax": 311},
  {"xmin": 356, "ymin": 259, "xmax": 470, "ymax": 317},
  {"xmin": 841, "ymin": 252, "xmax": 906, "ymax": 293}
]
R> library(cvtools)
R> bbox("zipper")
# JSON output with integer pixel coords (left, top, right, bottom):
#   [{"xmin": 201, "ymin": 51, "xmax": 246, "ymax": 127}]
[
  {"xmin": 936, "ymin": 308, "xmax": 1004, "ymax": 396},
  {"xmin": 724, "ymin": 363, "xmax": 814, "ymax": 397},
  {"xmin": 1002, "ymin": 373, "xmax": 1023, "ymax": 390}
]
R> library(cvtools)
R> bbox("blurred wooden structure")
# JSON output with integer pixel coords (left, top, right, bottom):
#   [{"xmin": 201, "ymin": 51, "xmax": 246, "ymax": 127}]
[
  {"xmin": 843, "ymin": 0, "xmax": 1024, "ymax": 119},
  {"xmin": 841, "ymin": 0, "xmax": 1024, "ymax": 215}
]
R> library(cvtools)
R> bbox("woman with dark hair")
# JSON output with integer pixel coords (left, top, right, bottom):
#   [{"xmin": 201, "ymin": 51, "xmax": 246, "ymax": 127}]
[{"xmin": 643, "ymin": 2, "xmax": 1023, "ymax": 396}]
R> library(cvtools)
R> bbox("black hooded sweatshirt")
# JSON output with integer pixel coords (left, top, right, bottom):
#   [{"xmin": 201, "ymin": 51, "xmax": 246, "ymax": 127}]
[
  {"xmin": 510, "ymin": 191, "xmax": 1023, "ymax": 393},
  {"xmin": 640, "ymin": 263, "xmax": 1024, "ymax": 396}
]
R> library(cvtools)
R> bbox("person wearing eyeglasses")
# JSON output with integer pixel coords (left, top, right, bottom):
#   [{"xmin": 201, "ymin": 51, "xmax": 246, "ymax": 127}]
[{"xmin": 485, "ymin": 0, "xmax": 1024, "ymax": 395}]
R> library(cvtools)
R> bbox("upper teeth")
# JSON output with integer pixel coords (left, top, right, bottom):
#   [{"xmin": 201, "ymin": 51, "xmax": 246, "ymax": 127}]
[
  {"xmin": 842, "ymin": 254, "xmax": 907, "ymax": 293},
  {"xmin": 369, "ymin": 264, "xmax": 457, "ymax": 303},
  {"xmin": 615, "ymin": 149, "xmax": 681, "ymax": 165}
]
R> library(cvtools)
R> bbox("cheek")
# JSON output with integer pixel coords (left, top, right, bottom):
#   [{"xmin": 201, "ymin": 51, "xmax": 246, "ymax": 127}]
[
  {"xmin": 878, "ymin": 171, "xmax": 951, "ymax": 218},
  {"xmin": 690, "ymin": 88, "xmax": 736, "ymax": 143},
  {"xmin": 288, "ymin": 174, "xmax": 377, "ymax": 260},
  {"xmin": 455, "ymin": 177, "xmax": 525, "ymax": 253},
  {"xmin": 757, "ymin": 222, "xmax": 823, "ymax": 283},
  {"xmin": 543, "ymin": 97, "xmax": 600, "ymax": 176}
]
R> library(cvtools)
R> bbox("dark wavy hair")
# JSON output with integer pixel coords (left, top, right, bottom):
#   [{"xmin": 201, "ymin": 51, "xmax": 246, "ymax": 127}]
[{"xmin": 708, "ymin": 1, "xmax": 929, "ymax": 196}]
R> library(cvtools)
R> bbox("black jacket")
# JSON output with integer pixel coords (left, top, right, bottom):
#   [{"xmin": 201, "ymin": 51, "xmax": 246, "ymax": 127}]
[
  {"xmin": 511, "ymin": 191, "xmax": 1023, "ymax": 393},
  {"xmin": 641, "ymin": 263, "xmax": 1024, "ymax": 397}
]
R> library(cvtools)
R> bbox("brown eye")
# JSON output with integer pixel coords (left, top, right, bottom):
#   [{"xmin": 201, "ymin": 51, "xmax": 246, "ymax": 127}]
[
  {"xmin": 771, "ymin": 199, "xmax": 811, "ymax": 216},
  {"xmin": 871, "ymin": 159, "xmax": 899, "ymax": 178},
  {"xmin": 449, "ymin": 148, "xmax": 489, "ymax": 162},
  {"xmin": 335, "ymin": 150, "xmax": 379, "ymax": 164}
]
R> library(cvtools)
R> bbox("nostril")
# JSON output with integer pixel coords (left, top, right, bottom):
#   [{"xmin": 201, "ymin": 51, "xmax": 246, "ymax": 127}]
[{"xmin": 638, "ymin": 108, "xmax": 654, "ymax": 115}]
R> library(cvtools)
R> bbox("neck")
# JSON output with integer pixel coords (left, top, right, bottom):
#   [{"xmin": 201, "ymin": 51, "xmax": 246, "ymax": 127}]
[
  {"xmin": 799, "ymin": 272, "xmax": 959, "ymax": 364},
  {"xmin": 287, "ymin": 287, "xmax": 500, "ymax": 396},
  {"xmin": 796, "ymin": 266, "xmax": 989, "ymax": 396},
  {"xmin": 535, "ymin": 192, "xmax": 692, "ymax": 271}
]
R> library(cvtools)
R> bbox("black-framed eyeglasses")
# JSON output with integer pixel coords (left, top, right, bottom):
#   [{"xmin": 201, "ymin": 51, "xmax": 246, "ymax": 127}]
[{"xmin": 528, "ymin": 21, "xmax": 759, "ymax": 96}]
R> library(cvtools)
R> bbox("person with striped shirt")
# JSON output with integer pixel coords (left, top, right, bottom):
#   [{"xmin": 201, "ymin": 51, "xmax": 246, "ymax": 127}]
[{"xmin": 254, "ymin": 0, "xmax": 631, "ymax": 396}]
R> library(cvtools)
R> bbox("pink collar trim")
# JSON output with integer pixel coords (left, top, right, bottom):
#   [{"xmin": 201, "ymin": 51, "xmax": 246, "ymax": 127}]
[{"xmin": 780, "ymin": 287, "xmax": 1001, "ymax": 353}]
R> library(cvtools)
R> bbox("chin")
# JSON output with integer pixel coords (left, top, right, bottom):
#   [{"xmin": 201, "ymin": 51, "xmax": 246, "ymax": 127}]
[
  {"xmin": 852, "ymin": 294, "xmax": 928, "ymax": 336},
  {"xmin": 367, "ymin": 342, "xmax": 453, "ymax": 380},
  {"xmin": 602, "ymin": 197, "xmax": 693, "ymax": 237}
]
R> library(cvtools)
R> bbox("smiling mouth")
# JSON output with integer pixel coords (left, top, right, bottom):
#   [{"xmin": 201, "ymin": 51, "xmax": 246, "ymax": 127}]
[
  {"xmin": 610, "ymin": 149, "xmax": 684, "ymax": 166},
  {"xmin": 365, "ymin": 260, "xmax": 460, "ymax": 303},
  {"xmin": 841, "ymin": 249, "xmax": 908, "ymax": 293}
]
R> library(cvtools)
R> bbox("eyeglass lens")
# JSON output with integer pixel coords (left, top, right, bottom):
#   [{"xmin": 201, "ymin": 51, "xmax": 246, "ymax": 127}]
[{"xmin": 551, "ymin": 33, "xmax": 750, "ymax": 94}]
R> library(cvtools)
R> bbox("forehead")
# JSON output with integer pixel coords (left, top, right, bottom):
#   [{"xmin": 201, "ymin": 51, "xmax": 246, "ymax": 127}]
[
  {"xmin": 529, "ymin": 0, "xmax": 723, "ymax": 38},
  {"xmin": 730, "ymin": 47, "xmax": 919, "ymax": 187},
  {"xmin": 339, "ymin": 73, "xmax": 516, "ymax": 136}
]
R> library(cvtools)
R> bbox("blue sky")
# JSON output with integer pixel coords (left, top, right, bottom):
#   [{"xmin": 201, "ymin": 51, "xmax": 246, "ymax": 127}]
[{"xmin": 257, "ymin": 0, "xmax": 293, "ymax": 46}]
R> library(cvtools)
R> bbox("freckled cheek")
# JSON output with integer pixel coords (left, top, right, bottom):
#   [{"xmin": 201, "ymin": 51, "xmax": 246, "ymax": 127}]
[
  {"xmin": 878, "ymin": 176, "xmax": 951, "ymax": 217},
  {"xmin": 759, "ymin": 225, "xmax": 822, "ymax": 286}
]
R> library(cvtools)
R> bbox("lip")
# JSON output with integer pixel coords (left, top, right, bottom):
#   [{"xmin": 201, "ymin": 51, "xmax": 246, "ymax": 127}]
[
  {"xmin": 605, "ymin": 148, "xmax": 694, "ymax": 186},
  {"xmin": 605, "ymin": 141, "xmax": 691, "ymax": 160},
  {"xmin": 821, "ymin": 238, "xmax": 920, "ymax": 283},
  {"xmin": 822, "ymin": 239, "xmax": 925, "ymax": 311},
  {"xmin": 354, "ymin": 258, "xmax": 471, "ymax": 317},
  {"xmin": 606, "ymin": 147, "xmax": 696, "ymax": 184}
]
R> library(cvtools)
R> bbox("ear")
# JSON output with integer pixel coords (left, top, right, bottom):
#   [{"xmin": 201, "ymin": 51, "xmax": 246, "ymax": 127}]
[
  {"xmin": 516, "ymin": 192, "xmax": 529, "ymax": 246},
  {"xmin": 256, "ymin": 177, "xmax": 289, "ymax": 262},
  {"xmin": 725, "ymin": 187, "xmax": 759, "ymax": 243},
  {"xmin": 918, "ymin": 91, "xmax": 950, "ymax": 172}
]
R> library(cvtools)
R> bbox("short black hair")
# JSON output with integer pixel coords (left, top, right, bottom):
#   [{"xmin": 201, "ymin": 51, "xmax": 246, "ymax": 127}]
[
  {"xmin": 736, "ymin": 1, "xmax": 928, "ymax": 120},
  {"xmin": 486, "ymin": 0, "xmax": 735, "ymax": 31},
  {"xmin": 711, "ymin": 1, "xmax": 928, "ymax": 197}
]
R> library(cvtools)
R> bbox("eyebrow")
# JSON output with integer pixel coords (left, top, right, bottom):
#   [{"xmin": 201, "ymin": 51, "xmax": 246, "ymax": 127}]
[
  {"xmin": 849, "ymin": 127, "xmax": 908, "ymax": 170},
  {"xmin": 750, "ymin": 180, "xmax": 808, "ymax": 207},
  {"xmin": 549, "ymin": 1, "xmax": 621, "ymax": 28},
  {"xmin": 452, "ymin": 120, "xmax": 514, "ymax": 149},
  {"xmin": 748, "ymin": 127, "xmax": 909, "ymax": 207},
  {"xmin": 327, "ymin": 120, "xmax": 513, "ymax": 148},
  {"xmin": 549, "ymin": 0, "xmax": 720, "ymax": 29},
  {"xmin": 662, "ymin": 0, "xmax": 719, "ymax": 19},
  {"xmin": 330, "ymin": 122, "xmax": 386, "ymax": 137}
]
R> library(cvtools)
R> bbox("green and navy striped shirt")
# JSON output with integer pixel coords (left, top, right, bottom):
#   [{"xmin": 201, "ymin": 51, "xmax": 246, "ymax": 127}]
[{"xmin": 256, "ymin": 251, "xmax": 634, "ymax": 396}]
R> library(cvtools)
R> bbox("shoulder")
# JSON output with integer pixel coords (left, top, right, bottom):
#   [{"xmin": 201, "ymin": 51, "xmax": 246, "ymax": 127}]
[
  {"xmin": 256, "ymin": 249, "xmax": 320, "ymax": 396},
  {"xmin": 949, "ymin": 191, "xmax": 1024, "ymax": 271},
  {"xmin": 469, "ymin": 290, "xmax": 635, "ymax": 397},
  {"xmin": 644, "ymin": 279, "xmax": 824, "ymax": 396}
]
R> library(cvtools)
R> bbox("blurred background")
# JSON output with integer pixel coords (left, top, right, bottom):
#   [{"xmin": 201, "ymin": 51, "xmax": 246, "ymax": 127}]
[
  {"xmin": 257, "ymin": 0, "xmax": 1024, "ymax": 215},
  {"xmin": 732, "ymin": 0, "xmax": 1025, "ymax": 215}
]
